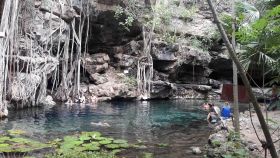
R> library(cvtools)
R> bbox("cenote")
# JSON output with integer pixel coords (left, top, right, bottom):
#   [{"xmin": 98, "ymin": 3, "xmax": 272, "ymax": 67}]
[{"xmin": 0, "ymin": 100, "xmax": 210, "ymax": 158}]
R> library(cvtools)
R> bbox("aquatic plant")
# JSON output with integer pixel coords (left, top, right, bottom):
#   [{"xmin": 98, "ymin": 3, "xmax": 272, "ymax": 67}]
[
  {"xmin": 7, "ymin": 129, "xmax": 26, "ymax": 135},
  {"xmin": 156, "ymin": 143, "xmax": 169, "ymax": 147},
  {"xmin": 45, "ymin": 151, "xmax": 116, "ymax": 158},
  {"xmin": 99, "ymin": 139, "xmax": 112, "ymax": 145},
  {"xmin": 0, "ymin": 135, "xmax": 50, "ymax": 153},
  {"xmin": 113, "ymin": 139, "xmax": 127, "ymax": 144},
  {"xmin": 142, "ymin": 152, "xmax": 154, "ymax": 158},
  {"xmin": 52, "ymin": 131, "xmax": 132, "ymax": 157},
  {"xmin": 105, "ymin": 144, "xmax": 121, "ymax": 149}
]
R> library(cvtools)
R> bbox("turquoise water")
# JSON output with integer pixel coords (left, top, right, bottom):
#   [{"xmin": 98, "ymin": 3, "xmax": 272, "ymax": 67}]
[{"xmin": 0, "ymin": 100, "xmax": 209, "ymax": 158}]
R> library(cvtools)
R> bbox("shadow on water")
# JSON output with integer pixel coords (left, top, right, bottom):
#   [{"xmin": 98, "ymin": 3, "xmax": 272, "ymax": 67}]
[{"xmin": 0, "ymin": 100, "xmax": 213, "ymax": 158}]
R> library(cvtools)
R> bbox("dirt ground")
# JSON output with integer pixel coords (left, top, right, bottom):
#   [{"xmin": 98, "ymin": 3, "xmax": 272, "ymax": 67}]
[{"xmin": 227, "ymin": 107, "xmax": 280, "ymax": 158}]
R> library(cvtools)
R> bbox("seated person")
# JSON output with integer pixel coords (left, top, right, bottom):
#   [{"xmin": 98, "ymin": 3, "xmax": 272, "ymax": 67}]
[
  {"xmin": 221, "ymin": 102, "xmax": 232, "ymax": 119},
  {"xmin": 207, "ymin": 104, "xmax": 220, "ymax": 124}
]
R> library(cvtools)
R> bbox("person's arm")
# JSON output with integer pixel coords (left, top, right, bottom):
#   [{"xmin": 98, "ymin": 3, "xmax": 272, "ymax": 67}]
[{"xmin": 207, "ymin": 113, "xmax": 211, "ymax": 124}]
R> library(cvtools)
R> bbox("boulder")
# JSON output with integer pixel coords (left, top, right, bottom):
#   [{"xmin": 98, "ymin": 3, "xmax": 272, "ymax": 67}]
[
  {"xmin": 9, "ymin": 73, "xmax": 41, "ymax": 102},
  {"xmin": 208, "ymin": 131, "xmax": 228, "ymax": 147},
  {"xmin": 0, "ymin": 105, "xmax": 8, "ymax": 118},
  {"xmin": 151, "ymin": 81, "xmax": 175, "ymax": 99},
  {"xmin": 191, "ymin": 147, "xmax": 202, "ymax": 154},
  {"xmin": 40, "ymin": 0, "xmax": 77, "ymax": 22},
  {"xmin": 114, "ymin": 54, "xmax": 136, "ymax": 68},
  {"xmin": 173, "ymin": 84, "xmax": 206, "ymax": 99},
  {"xmin": 40, "ymin": 95, "xmax": 56, "ymax": 107},
  {"xmin": 90, "ymin": 73, "xmax": 109, "ymax": 85},
  {"xmin": 82, "ymin": 53, "xmax": 110, "ymax": 74}
]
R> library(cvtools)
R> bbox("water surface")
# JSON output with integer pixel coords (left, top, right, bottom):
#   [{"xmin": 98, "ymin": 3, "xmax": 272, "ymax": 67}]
[{"xmin": 0, "ymin": 100, "xmax": 210, "ymax": 158}]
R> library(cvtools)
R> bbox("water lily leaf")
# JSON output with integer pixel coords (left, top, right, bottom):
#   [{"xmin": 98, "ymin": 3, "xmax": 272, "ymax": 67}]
[
  {"xmin": 63, "ymin": 136, "xmax": 79, "ymax": 142},
  {"xmin": 113, "ymin": 139, "xmax": 127, "ymax": 144},
  {"xmin": 10, "ymin": 137, "xmax": 33, "ymax": 144},
  {"xmin": 0, "ymin": 136, "xmax": 10, "ymax": 143},
  {"xmin": 60, "ymin": 142, "xmax": 79, "ymax": 150},
  {"xmin": 94, "ymin": 136, "xmax": 107, "ymax": 141},
  {"xmin": 81, "ymin": 131, "xmax": 101, "ymax": 138},
  {"xmin": 142, "ymin": 152, "xmax": 154, "ymax": 158},
  {"xmin": 105, "ymin": 144, "xmax": 121, "ymax": 149},
  {"xmin": 0, "ymin": 146, "xmax": 13, "ymax": 152},
  {"xmin": 99, "ymin": 139, "xmax": 112, "ymax": 145},
  {"xmin": 112, "ymin": 149, "xmax": 123, "ymax": 154},
  {"xmin": 79, "ymin": 135, "xmax": 91, "ymax": 141},
  {"xmin": 8, "ymin": 129, "xmax": 26, "ymax": 135},
  {"xmin": 157, "ymin": 143, "xmax": 169, "ymax": 147},
  {"xmin": 0, "ymin": 143, "xmax": 10, "ymax": 147},
  {"xmin": 119, "ymin": 143, "xmax": 130, "ymax": 148},
  {"xmin": 81, "ymin": 144, "xmax": 100, "ymax": 151},
  {"xmin": 90, "ymin": 141, "xmax": 100, "ymax": 147}
]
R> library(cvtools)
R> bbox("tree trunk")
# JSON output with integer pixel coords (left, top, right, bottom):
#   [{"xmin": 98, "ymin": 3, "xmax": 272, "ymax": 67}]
[
  {"xmin": 231, "ymin": 0, "xmax": 240, "ymax": 134},
  {"xmin": 206, "ymin": 0, "xmax": 278, "ymax": 157}
]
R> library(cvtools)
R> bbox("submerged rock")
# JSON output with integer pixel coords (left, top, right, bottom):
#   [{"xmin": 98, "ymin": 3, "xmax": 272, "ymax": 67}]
[
  {"xmin": 91, "ymin": 122, "xmax": 110, "ymax": 127},
  {"xmin": 0, "ymin": 107, "xmax": 8, "ymax": 118},
  {"xmin": 191, "ymin": 146, "xmax": 202, "ymax": 154}
]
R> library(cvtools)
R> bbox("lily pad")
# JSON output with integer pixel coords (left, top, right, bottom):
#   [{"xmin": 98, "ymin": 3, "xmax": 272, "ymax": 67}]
[
  {"xmin": 119, "ymin": 143, "xmax": 130, "ymax": 148},
  {"xmin": 79, "ymin": 135, "xmax": 91, "ymax": 141},
  {"xmin": 157, "ymin": 143, "xmax": 169, "ymax": 147},
  {"xmin": 81, "ymin": 144, "xmax": 100, "ymax": 151},
  {"xmin": 10, "ymin": 137, "xmax": 32, "ymax": 144},
  {"xmin": 94, "ymin": 136, "xmax": 107, "ymax": 141},
  {"xmin": 112, "ymin": 149, "xmax": 123, "ymax": 154},
  {"xmin": 91, "ymin": 141, "xmax": 100, "ymax": 146},
  {"xmin": 113, "ymin": 139, "xmax": 128, "ymax": 144},
  {"xmin": 81, "ymin": 131, "xmax": 101, "ymax": 138},
  {"xmin": 99, "ymin": 139, "xmax": 112, "ymax": 145},
  {"xmin": 0, "ymin": 146, "xmax": 13, "ymax": 152},
  {"xmin": 8, "ymin": 129, "xmax": 26, "ymax": 135},
  {"xmin": 105, "ymin": 144, "xmax": 121, "ymax": 149},
  {"xmin": 0, "ymin": 136, "xmax": 10, "ymax": 143},
  {"xmin": 63, "ymin": 136, "xmax": 79, "ymax": 142},
  {"xmin": 0, "ymin": 143, "xmax": 10, "ymax": 147}
]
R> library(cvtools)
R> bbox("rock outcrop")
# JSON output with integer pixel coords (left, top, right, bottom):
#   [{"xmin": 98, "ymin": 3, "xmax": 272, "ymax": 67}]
[
  {"xmin": 72, "ymin": 0, "xmax": 230, "ymax": 102},
  {"xmin": 8, "ymin": 0, "xmax": 243, "ymax": 104}
]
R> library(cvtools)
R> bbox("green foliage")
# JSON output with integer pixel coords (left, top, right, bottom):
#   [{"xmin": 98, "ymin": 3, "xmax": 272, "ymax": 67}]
[
  {"xmin": 177, "ymin": 5, "xmax": 198, "ymax": 21},
  {"xmin": 53, "ymin": 131, "xmax": 131, "ymax": 157},
  {"xmin": 223, "ymin": 148, "xmax": 249, "ymax": 158},
  {"xmin": 142, "ymin": 152, "xmax": 154, "ymax": 158},
  {"xmin": 236, "ymin": 5, "xmax": 280, "ymax": 84},
  {"xmin": 105, "ymin": 144, "xmax": 121, "ymax": 149},
  {"xmin": 162, "ymin": 31, "xmax": 178, "ymax": 44},
  {"xmin": 220, "ymin": 2, "xmax": 280, "ymax": 84},
  {"xmin": 156, "ymin": 143, "xmax": 169, "ymax": 147},
  {"xmin": 228, "ymin": 130, "xmax": 241, "ymax": 142},
  {"xmin": 8, "ymin": 129, "xmax": 26, "ymax": 135},
  {"xmin": 0, "ymin": 135, "xmax": 50, "ymax": 153},
  {"xmin": 114, "ymin": 1, "xmax": 197, "ymax": 44},
  {"xmin": 99, "ymin": 139, "xmax": 112, "ymax": 145},
  {"xmin": 45, "ymin": 151, "xmax": 115, "ymax": 158},
  {"xmin": 185, "ymin": 36, "xmax": 209, "ymax": 51},
  {"xmin": 115, "ymin": 6, "xmax": 135, "ymax": 31},
  {"xmin": 123, "ymin": 76, "xmax": 137, "ymax": 87}
]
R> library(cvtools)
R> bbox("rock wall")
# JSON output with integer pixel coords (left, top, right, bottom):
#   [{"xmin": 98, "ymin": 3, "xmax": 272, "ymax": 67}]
[
  {"xmin": 0, "ymin": 0, "xmax": 4, "ymax": 20},
  {"xmin": 76, "ymin": 1, "xmax": 231, "ymax": 102},
  {"xmin": 9, "ymin": 0, "xmax": 237, "ymax": 104}
]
